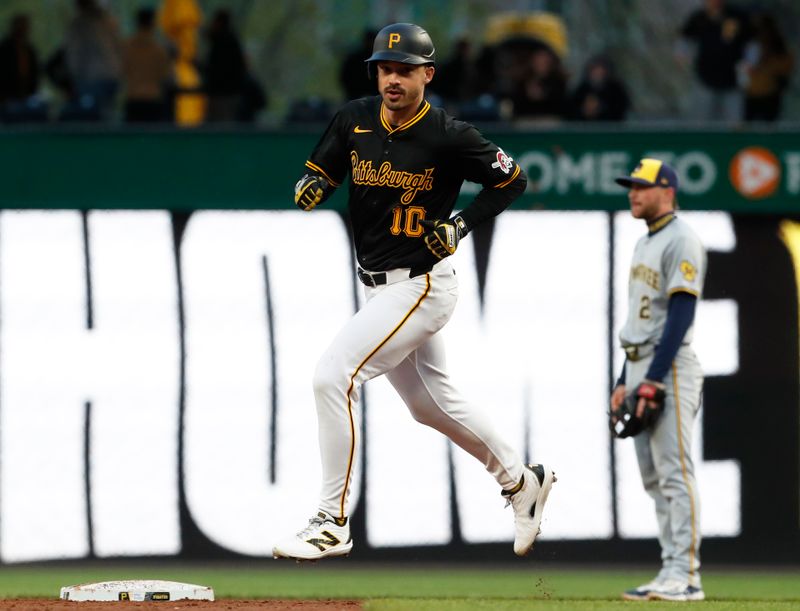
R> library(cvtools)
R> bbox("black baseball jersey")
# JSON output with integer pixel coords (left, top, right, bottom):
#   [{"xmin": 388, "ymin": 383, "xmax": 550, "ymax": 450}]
[{"xmin": 303, "ymin": 95, "xmax": 527, "ymax": 271}]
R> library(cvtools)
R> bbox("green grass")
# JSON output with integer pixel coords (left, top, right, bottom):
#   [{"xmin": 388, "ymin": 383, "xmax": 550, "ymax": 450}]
[
  {"xmin": 0, "ymin": 563, "xmax": 797, "ymax": 609},
  {"xmin": 368, "ymin": 603, "xmax": 800, "ymax": 610}
]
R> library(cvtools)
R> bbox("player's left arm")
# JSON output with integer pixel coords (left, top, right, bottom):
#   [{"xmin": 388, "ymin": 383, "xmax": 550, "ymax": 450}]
[
  {"xmin": 643, "ymin": 232, "xmax": 706, "ymax": 385},
  {"xmin": 452, "ymin": 124, "xmax": 527, "ymax": 234},
  {"xmin": 644, "ymin": 291, "xmax": 698, "ymax": 384},
  {"xmin": 421, "ymin": 125, "xmax": 527, "ymax": 259}
]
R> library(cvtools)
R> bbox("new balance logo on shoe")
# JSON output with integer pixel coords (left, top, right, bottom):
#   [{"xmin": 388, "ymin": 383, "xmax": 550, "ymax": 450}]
[
  {"xmin": 273, "ymin": 511, "xmax": 353, "ymax": 561},
  {"xmin": 306, "ymin": 531, "xmax": 341, "ymax": 552}
]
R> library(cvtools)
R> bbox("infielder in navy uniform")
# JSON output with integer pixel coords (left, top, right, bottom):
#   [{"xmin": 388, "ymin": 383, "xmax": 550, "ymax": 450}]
[
  {"xmin": 611, "ymin": 159, "xmax": 706, "ymax": 602},
  {"xmin": 272, "ymin": 23, "xmax": 555, "ymax": 561}
]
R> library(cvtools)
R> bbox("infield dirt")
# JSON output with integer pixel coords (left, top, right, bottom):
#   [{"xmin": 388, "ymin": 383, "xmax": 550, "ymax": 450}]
[{"xmin": 0, "ymin": 600, "xmax": 361, "ymax": 610}]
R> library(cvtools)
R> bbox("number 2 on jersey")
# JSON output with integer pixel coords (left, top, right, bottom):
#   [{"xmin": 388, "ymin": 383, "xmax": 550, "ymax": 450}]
[
  {"xmin": 639, "ymin": 295, "xmax": 651, "ymax": 319},
  {"xmin": 390, "ymin": 206, "xmax": 425, "ymax": 237}
]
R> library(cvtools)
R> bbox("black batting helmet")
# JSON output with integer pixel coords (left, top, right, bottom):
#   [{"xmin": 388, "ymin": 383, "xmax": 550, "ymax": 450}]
[{"xmin": 365, "ymin": 23, "xmax": 436, "ymax": 66}]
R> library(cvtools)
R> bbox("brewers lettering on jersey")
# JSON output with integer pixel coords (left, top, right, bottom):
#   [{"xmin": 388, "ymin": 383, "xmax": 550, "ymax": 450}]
[
  {"xmin": 273, "ymin": 23, "xmax": 556, "ymax": 562},
  {"xmin": 611, "ymin": 158, "xmax": 707, "ymax": 602}
]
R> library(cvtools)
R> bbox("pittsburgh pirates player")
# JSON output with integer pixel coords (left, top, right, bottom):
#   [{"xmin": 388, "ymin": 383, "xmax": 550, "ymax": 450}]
[
  {"xmin": 612, "ymin": 159, "xmax": 706, "ymax": 602},
  {"xmin": 272, "ymin": 23, "xmax": 555, "ymax": 561}
]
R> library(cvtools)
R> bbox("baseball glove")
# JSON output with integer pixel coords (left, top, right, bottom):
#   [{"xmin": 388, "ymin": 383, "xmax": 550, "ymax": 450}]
[{"xmin": 609, "ymin": 381, "xmax": 666, "ymax": 438}]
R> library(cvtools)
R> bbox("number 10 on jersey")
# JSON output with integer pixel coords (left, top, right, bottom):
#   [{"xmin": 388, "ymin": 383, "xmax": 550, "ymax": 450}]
[{"xmin": 390, "ymin": 205, "xmax": 426, "ymax": 237}]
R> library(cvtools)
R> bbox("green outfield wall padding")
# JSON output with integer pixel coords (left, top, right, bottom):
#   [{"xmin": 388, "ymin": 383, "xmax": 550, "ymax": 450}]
[{"xmin": 1, "ymin": 127, "xmax": 797, "ymax": 212}]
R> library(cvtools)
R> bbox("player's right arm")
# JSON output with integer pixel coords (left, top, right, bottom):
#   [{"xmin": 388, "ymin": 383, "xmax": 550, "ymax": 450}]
[
  {"xmin": 610, "ymin": 359, "xmax": 627, "ymax": 412},
  {"xmin": 610, "ymin": 383, "xmax": 626, "ymax": 412},
  {"xmin": 294, "ymin": 107, "xmax": 351, "ymax": 211},
  {"xmin": 294, "ymin": 173, "xmax": 332, "ymax": 211}
]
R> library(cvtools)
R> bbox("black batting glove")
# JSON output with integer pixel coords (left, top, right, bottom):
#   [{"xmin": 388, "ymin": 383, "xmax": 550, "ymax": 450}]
[
  {"xmin": 420, "ymin": 216, "xmax": 468, "ymax": 259},
  {"xmin": 294, "ymin": 174, "xmax": 329, "ymax": 211}
]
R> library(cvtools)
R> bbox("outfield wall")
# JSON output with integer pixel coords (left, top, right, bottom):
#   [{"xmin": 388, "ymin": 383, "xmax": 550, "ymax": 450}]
[
  {"xmin": 0, "ymin": 129, "xmax": 797, "ymax": 564},
  {"xmin": 0, "ymin": 127, "xmax": 798, "ymax": 212}
]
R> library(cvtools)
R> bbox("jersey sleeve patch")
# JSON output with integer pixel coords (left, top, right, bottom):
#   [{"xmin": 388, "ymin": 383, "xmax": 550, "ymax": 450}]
[
  {"xmin": 667, "ymin": 256, "xmax": 701, "ymax": 295},
  {"xmin": 663, "ymin": 228, "xmax": 706, "ymax": 298},
  {"xmin": 490, "ymin": 148, "xmax": 522, "ymax": 188},
  {"xmin": 679, "ymin": 260, "xmax": 697, "ymax": 282},
  {"xmin": 492, "ymin": 149, "xmax": 515, "ymax": 175}
]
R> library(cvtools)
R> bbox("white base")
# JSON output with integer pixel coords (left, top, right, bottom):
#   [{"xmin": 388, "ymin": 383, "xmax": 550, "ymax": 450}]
[{"xmin": 60, "ymin": 579, "xmax": 214, "ymax": 602}]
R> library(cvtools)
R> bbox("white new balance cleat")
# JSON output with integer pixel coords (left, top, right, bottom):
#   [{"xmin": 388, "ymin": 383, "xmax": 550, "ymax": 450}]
[
  {"xmin": 648, "ymin": 579, "xmax": 706, "ymax": 602},
  {"xmin": 272, "ymin": 511, "xmax": 353, "ymax": 561},
  {"xmin": 503, "ymin": 463, "xmax": 556, "ymax": 556}
]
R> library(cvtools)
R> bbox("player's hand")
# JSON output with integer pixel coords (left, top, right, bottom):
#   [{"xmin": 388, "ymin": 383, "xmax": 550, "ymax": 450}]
[
  {"xmin": 634, "ymin": 380, "xmax": 666, "ymax": 419},
  {"xmin": 294, "ymin": 174, "xmax": 329, "ymax": 211},
  {"xmin": 609, "ymin": 380, "xmax": 666, "ymax": 438},
  {"xmin": 610, "ymin": 384, "xmax": 626, "ymax": 412},
  {"xmin": 420, "ymin": 216, "xmax": 468, "ymax": 259}
]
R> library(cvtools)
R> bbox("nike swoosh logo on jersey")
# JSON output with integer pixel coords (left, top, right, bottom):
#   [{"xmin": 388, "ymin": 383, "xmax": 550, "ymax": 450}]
[{"xmin": 353, "ymin": 126, "xmax": 372, "ymax": 133}]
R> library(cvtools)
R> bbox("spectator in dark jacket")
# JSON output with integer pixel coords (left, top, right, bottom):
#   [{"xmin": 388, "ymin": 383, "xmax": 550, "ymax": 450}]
[
  {"xmin": 0, "ymin": 14, "xmax": 40, "ymax": 104},
  {"xmin": 677, "ymin": 0, "xmax": 753, "ymax": 121},
  {"xmin": 510, "ymin": 47, "xmax": 567, "ymax": 121},
  {"xmin": 203, "ymin": 9, "xmax": 246, "ymax": 122},
  {"xmin": 338, "ymin": 29, "xmax": 376, "ymax": 101},
  {"xmin": 429, "ymin": 37, "xmax": 478, "ymax": 104},
  {"xmin": 64, "ymin": 0, "xmax": 123, "ymax": 119},
  {"xmin": 742, "ymin": 12, "xmax": 793, "ymax": 121},
  {"xmin": 569, "ymin": 55, "xmax": 630, "ymax": 121}
]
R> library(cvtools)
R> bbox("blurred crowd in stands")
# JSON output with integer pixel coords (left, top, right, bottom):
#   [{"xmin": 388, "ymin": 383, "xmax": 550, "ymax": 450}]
[
  {"xmin": 0, "ymin": 0, "xmax": 266, "ymax": 126},
  {"xmin": 0, "ymin": 0, "xmax": 794, "ymax": 127}
]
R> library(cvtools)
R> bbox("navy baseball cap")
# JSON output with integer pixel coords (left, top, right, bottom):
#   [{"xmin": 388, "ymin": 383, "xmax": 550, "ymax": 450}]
[{"xmin": 616, "ymin": 158, "xmax": 679, "ymax": 191}]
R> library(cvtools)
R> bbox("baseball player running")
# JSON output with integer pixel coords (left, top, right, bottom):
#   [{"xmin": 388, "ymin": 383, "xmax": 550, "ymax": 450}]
[
  {"xmin": 612, "ymin": 159, "xmax": 706, "ymax": 601},
  {"xmin": 272, "ymin": 23, "xmax": 555, "ymax": 561}
]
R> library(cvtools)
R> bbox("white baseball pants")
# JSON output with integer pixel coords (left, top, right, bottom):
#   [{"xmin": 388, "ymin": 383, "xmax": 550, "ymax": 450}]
[{"xmin": 313, "ymin": 258, "xmax": 524, "ymax": 519}]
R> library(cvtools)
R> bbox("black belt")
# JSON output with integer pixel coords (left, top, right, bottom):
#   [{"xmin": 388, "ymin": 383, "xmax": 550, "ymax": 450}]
[
  {"xmin": 357, "ymin": 269, "xmax": 387, "ymax": 287},
  {"xmin": 357, "ymin": 265, "xmax": 433, "ymax": 287}
]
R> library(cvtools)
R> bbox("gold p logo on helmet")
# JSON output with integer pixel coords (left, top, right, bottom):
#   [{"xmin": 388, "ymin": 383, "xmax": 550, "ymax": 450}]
[{"xmin": 366, "ymin": 24, "xmax": 436, "ymax": 65}]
